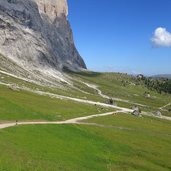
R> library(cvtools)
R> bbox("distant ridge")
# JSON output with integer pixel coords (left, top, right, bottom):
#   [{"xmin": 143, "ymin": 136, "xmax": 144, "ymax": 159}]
[{"xmin": 152, "ymin": 74, "xmax": 171, "ymax": 79}]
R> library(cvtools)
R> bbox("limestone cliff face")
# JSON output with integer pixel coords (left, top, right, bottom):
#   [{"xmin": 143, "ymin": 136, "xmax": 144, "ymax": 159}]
[
  {"xmin": 0, "ymin": 0, "xmax": 86, "ymax": 71},
  {"xmin": 36, "ymin": 0, "xmax": 68, "ymax": 20}
]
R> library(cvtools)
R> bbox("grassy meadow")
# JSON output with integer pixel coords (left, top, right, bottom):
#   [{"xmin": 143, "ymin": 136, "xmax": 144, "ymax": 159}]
[
  {"xmin": 0, "ymin": 84, "xmax": 111, "ymax": 122},
  {"xmin": 0, "ymin": 114, "xmax": 170, "ymax": 171},
  {"xmin": 0, "ymin": 70, "xmax": 171, "ymax": 171}
]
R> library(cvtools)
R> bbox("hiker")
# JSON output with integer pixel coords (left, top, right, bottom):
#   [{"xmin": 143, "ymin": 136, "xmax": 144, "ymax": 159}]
[{"xmin": 16, "ymin": 120, "xmax": 18, "ymax": 125}]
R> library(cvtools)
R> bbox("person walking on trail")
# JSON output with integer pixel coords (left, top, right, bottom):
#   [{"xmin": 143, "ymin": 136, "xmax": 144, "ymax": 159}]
[{"xmin": 16, "ymin": 120, "xmax": 18, "ymax": 125}]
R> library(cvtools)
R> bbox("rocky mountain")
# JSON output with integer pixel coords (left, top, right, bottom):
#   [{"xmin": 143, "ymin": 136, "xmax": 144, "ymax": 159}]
[{"xmin": 0, "ymin": 0, "xmax": 86, "ymax": 75}]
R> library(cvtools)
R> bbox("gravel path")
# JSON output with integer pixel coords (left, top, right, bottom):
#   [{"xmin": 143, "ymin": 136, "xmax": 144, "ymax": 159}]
[
  {"xmin": 0, "ymin": 109, "xmax": 171, "ymax": 130},
  {"xmin": 0, "ymin": 81, "xmax": 171, "ymax": 131},
  {"xmin": 0, "ymin": 111, "xmax": 121, "ymax": 129},
  {"xmin": 159, "ymin": 103, "xmax": 171, "ymax": 111},
  {"xmin": 83, "ymin": 82, "xmax": 147, "ymax": 107},
  {"xmin": 0, "ymin": 81, "xmax": 133, "ymax": 112}
]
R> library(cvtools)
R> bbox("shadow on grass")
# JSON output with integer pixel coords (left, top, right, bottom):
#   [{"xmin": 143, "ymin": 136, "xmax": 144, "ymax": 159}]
[{"xmin": 63, "ymin": 66, "xmax": 101, "ymax": 78}]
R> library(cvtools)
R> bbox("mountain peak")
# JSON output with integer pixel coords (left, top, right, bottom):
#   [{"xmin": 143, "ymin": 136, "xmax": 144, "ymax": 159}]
[{"xmin": 36, "ymin": 0, "xmax": 68, "ymax": 21}]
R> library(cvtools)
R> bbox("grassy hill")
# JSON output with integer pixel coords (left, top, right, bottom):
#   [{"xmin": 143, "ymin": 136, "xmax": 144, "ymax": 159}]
[
  {"xmin": 0, "ymin": 68, "xmax": 171, "ymax": 170},
  {"xmin": 0, "ymin": 84, "xmax": 112, "ymax": 121},
  {"xmin": 66, "ymin": 71, "xmax": 171, "ymax": 114}
]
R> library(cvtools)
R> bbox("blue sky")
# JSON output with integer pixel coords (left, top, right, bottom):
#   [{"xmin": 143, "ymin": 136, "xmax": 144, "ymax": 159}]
[{"xmin": 68, "ymin": 0, "xmax": 171, "ymax": 75}]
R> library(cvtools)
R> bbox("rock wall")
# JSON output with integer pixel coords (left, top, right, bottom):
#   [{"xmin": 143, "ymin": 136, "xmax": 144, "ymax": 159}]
[
  {"xmin": 36, "ymin": 0, "xmax": 68, "ymax": 20},
  {"xmin": 0, "ymin": 0, "xmax": 86, "ymax": 71}
]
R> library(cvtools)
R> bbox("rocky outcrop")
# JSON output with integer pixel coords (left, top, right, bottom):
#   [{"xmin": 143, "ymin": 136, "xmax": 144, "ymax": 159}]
[
  {"xmin": 0, "ymin": 0, "xmax": 86, "ymax": 72},
  {"xmin": 36, "ymin": 0, "xmax": 68, "ymax": 20}
]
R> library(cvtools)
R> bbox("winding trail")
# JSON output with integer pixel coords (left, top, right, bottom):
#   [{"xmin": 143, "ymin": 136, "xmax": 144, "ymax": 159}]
[
  {"xmin": 0, "ymin": 81, "xmax": 171, "ymax": 131},
  {"xmin": 0, "ymin": 109, "xmax": 171, "ymax": 130},
  {"xmin": 83, "ymin": 82, "xmax": 147, "ymax": 107},
  {"xmin": 0, "ymin": 111, "xmax": 121, "ymax": 130},
  {"xmin": 0, "ymin": 81, "xmax": 133, "ymax": 112},
  {"xmin": 142, "ymin": 111, "xmax": 171, "ymax": 121},
  {"xmin": 159, "ymin": 103, "xmax": 171, "ymax": 111}
]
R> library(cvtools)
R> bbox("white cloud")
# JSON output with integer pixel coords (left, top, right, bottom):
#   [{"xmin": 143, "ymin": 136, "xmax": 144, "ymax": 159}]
[{"xmin": 151, "ymin": 27, "xmax": 171, "ymax": 47}]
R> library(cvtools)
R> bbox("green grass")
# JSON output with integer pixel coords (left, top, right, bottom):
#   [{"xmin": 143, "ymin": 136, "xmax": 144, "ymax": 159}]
[
  {"xmin": 164, "ymin": 104, "xmax": 171, "ymax": 110},
  {"xmin": 1, "ymin": 69, "xmax": 171, "ymax": 114},
  {"xmin": 0, "ymin": 68, "xmax": 171, "ymax": 170},
  {"xmin": 161, "ymin": 104, "xmax": 171, "ymax": 116},
  {"xmin": 0, "ymin": 114, "xmax": 170, "ymax": 171},
  {"xmin": 0, "ymin": 85, "xmax": 111, "ymax": 121},
  {"xmin": 162, "ymin": 110, "xmax": 171, "ymax": 117},
  {"xmin": 67, "ymin": 71, "xmax": 171, "ymax": 108},
  {"xmin": 86, "ymin": 113, "xmax": 171, "ymax": 133},
  {"xmin": 0, "ymin": 71, "xmax": 105, "ymax": 102}
]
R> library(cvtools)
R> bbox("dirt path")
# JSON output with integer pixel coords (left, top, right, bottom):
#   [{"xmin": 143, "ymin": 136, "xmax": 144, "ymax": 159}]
[
  {"xmin": 142, "ymin": 111, "xmax": 171, "ymax": 121},
  {"xmin": 0, "ymin": 82, "xmax": 171, "ymax": 131},
  {"xmin": 159, "ymin": 103, "xmax": 171, "ymax": 111},
  {"xmin": 0, "ymin": 81, "xmax": 133, "ymax": 112},
  {"xmin": 1, "ymin": 109, "xmax": 171, "ymax": 130},
  {"xmin": 0, "ymin": 111, "xmax": 121, "ymax": 129},
  {"xmin": 83, "ymin": 82, "xmax": 147, "ymax": 107},
  {"xmin": 0, "ymin": 123, "xmax": 17, "ymax": 129}
]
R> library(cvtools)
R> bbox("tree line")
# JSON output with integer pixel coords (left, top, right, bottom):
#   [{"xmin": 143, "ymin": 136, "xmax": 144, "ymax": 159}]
[{"xmin": 136, "ymin": 75, "xmax": 171, "ymax": 94}]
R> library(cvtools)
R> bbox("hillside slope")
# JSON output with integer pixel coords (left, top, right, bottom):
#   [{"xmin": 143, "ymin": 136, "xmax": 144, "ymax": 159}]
[{"xmin": 0, "ymin": 68, "xmax": 171, "ymax": 171}]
